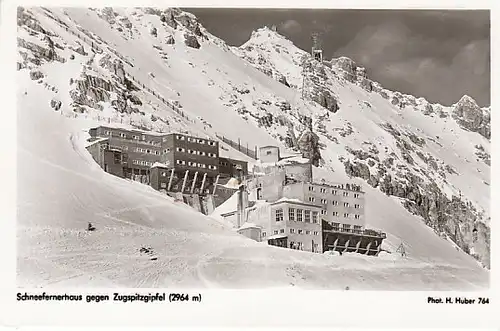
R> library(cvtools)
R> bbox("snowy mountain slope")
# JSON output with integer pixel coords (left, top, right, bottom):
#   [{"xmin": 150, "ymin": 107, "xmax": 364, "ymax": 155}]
[
  {"xmin": 234, "ymin": 27, "xmax": 490, "ymax": 268},
  {"xmin": 16, "ymin": 5, "xmax": 489, "ymax": 287},
  {"xmin": 17, "ymin": 75, "xmax": 489, "ymax": 289}
]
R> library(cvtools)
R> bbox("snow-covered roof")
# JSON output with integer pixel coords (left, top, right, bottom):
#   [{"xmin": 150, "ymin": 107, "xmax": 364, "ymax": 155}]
[
  {"xmin": 85, "ymin": 137, "xmax": 109, "ymax": 148},
  {"xmin": 150, "ymin": 162, "xmax": 170, "ymax": 169},
  {"xmin": 271, "ymin": 198, "xmax": 320, "ymax": 209},
  {"xmin": 266, "ymin": 234, "xmax": 288, "ymax": 240},
  {"xmin": 238, "ymin": 222, "xmax": 262, "ymax": 230}
]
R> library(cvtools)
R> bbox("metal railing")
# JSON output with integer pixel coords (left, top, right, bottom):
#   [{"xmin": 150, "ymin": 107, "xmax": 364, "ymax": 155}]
[{"xmin": 215, "ymin": 134, "xmax": 257, "ymax": 160}]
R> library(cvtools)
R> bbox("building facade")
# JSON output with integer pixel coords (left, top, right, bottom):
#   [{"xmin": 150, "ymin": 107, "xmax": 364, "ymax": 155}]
[
  {"xmin": 243, "ymin": 199, "xmax": 323, "ymax": 253},
  {"xmin": 259, "ymin": 146, "xmax": 280, "ymax": 163},
  {"xmin": 282, "ymin": 182, "xmax": 366, "ymax": 230},
  {"xmin": 87, "ymin": 126, "xmax": 248, "ymax": 195}
]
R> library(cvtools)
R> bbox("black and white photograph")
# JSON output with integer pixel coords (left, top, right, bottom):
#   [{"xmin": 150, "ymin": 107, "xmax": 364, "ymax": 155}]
[{"xmin": 14, "ymin": 5, "xmax": 491, "ymax": 293}]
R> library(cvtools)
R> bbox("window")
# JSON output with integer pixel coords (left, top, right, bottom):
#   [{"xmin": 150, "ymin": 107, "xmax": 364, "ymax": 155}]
[
  {"xmin": 342, "ymin": 224, "xmax": 351, "ymax": 232},
  {"xmin": 354, "ymin": 204, "xmax": 360, "ymax": 209},
  {"xmin": 198, "ymin": 139, "xmax": 205, "ymax": 144},
  {"xmin": 332, "ymin": 190, "xmax": 337, "ymax": 195},
  {"xmin": 332, "ymin": 200, "xmax": 338, "ymax": 206},
  {"xmin": 343, "ymin": 192, "xmax": 349, "ymax": 197},
  {"xmin": 298, "ymin": 229, "xmax": 303, "ymax": 235},
  {"xmin": 308, "ymin": 197, "xmax": 315, "ymax": 203},
  {"xmin": 304, "ymin": 210, "xmax": 311, "ymax": 223},
  {"xmin": 321, "ymin": 210, "xmax": 326, "ymax": 215},
  {"xmin": 343, "ymin": 213, "xmax": 349, "ymax": 218},
  {"xmin": 105, "ymin": 130, "xmax": 111, "ymax": 135},
  {"xmin": 266, "ymin": 151, "xmax": 272, "ymax": 155},
  {"xmin": 176, "ymin": 160, "xmax": 186, "ymax": 165},
  {"xmin": 313, "ymin": 231, "xmax": 319, "ymax": 236},
  {"xmin": 164, "ymin": 148, "xmax": 170, "ymax": 153},
  {"xmin": 274, "ymin": 230, "xmax": 278, "ymax": 235},
  {"xmin": 280, "ymin": 229, "xmax": 284, "ymax": 234},
  {"xmin": 344, "ymin": 202, "xmax": 350, "ymax": 208},
  {"xmin": 160, "ymin": 182, "xmax": 166, "ymax": 188},
  {"xmin": 200, "ymin": 151, "xmax": 206, "ymax": 156},
  {"xmin": 188, "ymin": 161, "xmax": 194, "ymax": 166},
  {"xmin": 208, "ymin": 141, "xmax": 215, "ymax": 146},
  {"xmin": 321, "ymin": 199, "xmax": 328, "ymax": 204},
  {"xmin": 296, "ymin": 209, "xmax": 303, "ymax": 222},
  {"xmin": 354, "ymin": 193, "xmax": 360, "ymax": 198},
  {"xmin": 320, "ymin": 188, "xmax": 326, "ymax": 193},
  {"xmin": 308, "ymin": 186, "xmax": 314, "ymax": 191},
  {"xmin": 288, "ymin": 208, "xmax": 295, "ymax": 222},
  {"xmin": 176, "ymin": 147, "xmax": 185, "ymax": 152},
  {"xmin": 312, "ymin": 211, "xmax": 318, "ymax": 224},
  {"xmin": 275, "ymin": 208, "xmax": 284, "ymax": 222},
  {"xmin": 290, "ymin": 228, "xmax": 295, "ymax": 234},
  {"xmin": 262, "ymin": 232, "xmax": 266, "ymax": 237},
  {"xmin": 120, "ymin": 133, "xmax": 126, "ymax": 138},
  {"xmin": 133, "ymin": 135, "xmax": 139, "ymax": 140},
  {"xmin": 306, "ymin": 230, "xmax": 311, "ymax": 235},
  {"xmin": 176, "ymin": 135, "xmax": 185, "ymax": 140},
  {"xmin": 155, "ymin": 151, "xmax": 160, "ymax": 155},
  {"xmin": 161, "ymin": 171, "xmax": 167, "ymax": 177},
  {"xmin": 354, "ymin": 215, "xmax": 360, "ymax": 220},
  {"xmin": 332, "ymin": 211, "xmax": 339, "ymax": 217}
]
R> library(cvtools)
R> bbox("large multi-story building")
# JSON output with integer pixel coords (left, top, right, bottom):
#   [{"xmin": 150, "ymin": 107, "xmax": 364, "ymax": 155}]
[
  {"xmin": 87, "ymin": 126, "xmax": 248, "ymax": 195},
  {"xmin": 245, "ymin": 145, "xmax": 386, "ymax": 255}
]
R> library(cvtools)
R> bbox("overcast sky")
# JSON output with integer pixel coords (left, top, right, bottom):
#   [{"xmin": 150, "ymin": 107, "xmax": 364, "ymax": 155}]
[{"xmin": 185, "ymin": 9, "xmax": 490, "ymax": 107}]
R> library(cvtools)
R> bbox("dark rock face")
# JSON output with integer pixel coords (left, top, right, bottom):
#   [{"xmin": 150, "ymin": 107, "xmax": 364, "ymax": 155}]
[
  {"xmin": 18, "ymin": 38, "xmax": 66, "ymax": 64},
  {"xmin": 297, "ymin": 130, "xmax": 322, "ymax": 166},
  {"xmin": 29, "ymin": 70, "xmax": 44, "ymax": 80},
  {"xmin": 165, "ymin": 35, "xmax": 175, "ymax": 44},
  {"xmin": 452, "ymin": 95, "xmax": 490, "ymax": 139},
  {"xmin": 343, "ymin": 157, "xmax": 490, "ymax": 269},
  {"xmin": 359, "ymin": 78, "xmax": 373, "ymax": 92},
  {"xmin": 314, "ymin": 90, "xmax": 339, "ymax": 113},
  {"xmin": 50, "ymin": 99, "xmax": 62, "ymax": 111},
  {"xmin": 184, "ymin": 33, "xmax": 200, "ymax": 49},
  {"xmin": 150, "ymin": 26, "xmax": 157, "ymax": 37},
  {"xmin": 161, "ymin": 10, "xmax": 178, "ymax": 29},
  {"xmin": 276, "ymin": 73, "xmax": 290, "ymax": 87}
]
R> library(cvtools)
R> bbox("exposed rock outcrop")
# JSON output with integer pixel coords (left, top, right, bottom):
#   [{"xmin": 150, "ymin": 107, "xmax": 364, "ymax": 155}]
[
  {"xmin": 297, "ymin": 129, "xmax": 322, "ymax": 166},
  {"xmin": 452, "ymin": 95, "xmax": 490, "ymax": 139},
  {"xmin": 184, "ymin": 33, "xmax": 200, "ymax": 49}
]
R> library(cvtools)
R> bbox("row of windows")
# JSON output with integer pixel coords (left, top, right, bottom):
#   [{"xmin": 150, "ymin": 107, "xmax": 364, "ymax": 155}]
[
  {"xmin": 261, "ymin": 230, "xmax": 319, "ymax": 237},
  {"xmin": 289, "ymin": 228, "xmax": 320, "ymax": 236},
  {"xmin": 135, "ymin": 147, "xmax": 160, "ymax": 155},
  {"xmin": 175, "ymin": 160, "xmax": 217, "ymax": 170},
  {"xmin": 103, "ymin": 130, "xmax": 162, "ymax": 146},
  {"xmin": 308, "ymin": 197, "xmax": 362, "ymax": 208},
  {"xmin": 307, "ymin": 186, "xmax": 361, "ymax": 199},
  {"xmin": 175, "ymin": 135, "xmax": 216, "ymax": 146},
  {"xmin": 320, "ymin": 210, "xmax": 362, "ymax": 218},
  {"xmin": 275, "ymin": 208, "xmax": 319, "ymax": 224},
  {"xmin": 132, "ymin": 160, "xmax": 153, "ymax": 166},
  {"xmin": 174, "ymin": 147, "xmax": 217, "ymax": 158}
]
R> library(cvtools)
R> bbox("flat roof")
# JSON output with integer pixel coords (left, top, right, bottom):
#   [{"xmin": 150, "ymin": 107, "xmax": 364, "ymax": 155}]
[
  {"xmin": 285, "ymin": 181, "xmax": 365, "ymax": 194},
  {"xmin": 94, "ymin": 125, "xmax": 217, "ymax": 142},
  {"xmin": 259, "ymin": 145, "xmax": 279, "ymax": 149},
  {"xmin": 270, "ymin": 199, "xmax": 322, "ymax": 209},
  {"xmin": 267, "ymin": 234, "xmax": 288, "ymax": 240}
]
